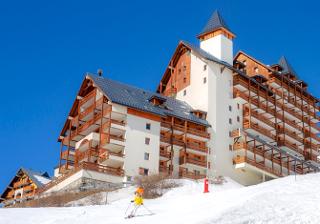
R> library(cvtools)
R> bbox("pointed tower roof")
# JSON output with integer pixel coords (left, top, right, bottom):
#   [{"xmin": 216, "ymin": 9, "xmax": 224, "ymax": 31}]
[
  {"xmin": 278, "ymin": 56, "xmax": 298, "ymax": 78},
  {"xmin": 197, "ymin": 10, "xmax": 234, "ymax": 38}
]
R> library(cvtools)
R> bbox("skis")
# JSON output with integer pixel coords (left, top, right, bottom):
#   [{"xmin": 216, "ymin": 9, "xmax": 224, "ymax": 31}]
[
  {"xmin": 125, "ymin": 214, "xmax": 135, "ymax": 219},
  {"xmin": 124, "ymin": 205, "xmax": 154, "ymax": 219},
  {"xmin": 125, "ymin": 214, "xmax": 154, "ymax": 219}
]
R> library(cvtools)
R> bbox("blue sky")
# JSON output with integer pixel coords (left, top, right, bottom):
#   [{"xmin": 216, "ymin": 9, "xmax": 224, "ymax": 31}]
[{"xmin": 1, "ymin": 0, "xmax": 320, "ymax": 192}]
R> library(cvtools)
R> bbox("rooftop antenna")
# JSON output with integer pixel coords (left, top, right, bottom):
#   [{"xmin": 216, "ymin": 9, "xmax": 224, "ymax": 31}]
[{"xmin": 97, "ymin": 69, "xmax": 103, "ymax": 77}]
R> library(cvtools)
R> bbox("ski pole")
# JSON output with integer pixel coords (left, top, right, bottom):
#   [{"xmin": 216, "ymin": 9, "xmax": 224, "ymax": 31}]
[
  {"xmin": 124, "ymin": 202, "xmax": 132, "ymax": 216},
  {"xmin": 142, "ymin": 204, "xmax": 154, "ymax": 215}
]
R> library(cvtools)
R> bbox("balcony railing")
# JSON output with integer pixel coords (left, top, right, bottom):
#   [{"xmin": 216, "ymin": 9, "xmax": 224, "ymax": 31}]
[
  {"xmin": 79, "ymin": 89, "xmax": 96, "ymax": 107},
  {"xmin": 179, "ymin": 168, "xmax": 206, "ymax": 180},
  {"xmin": 160, "ymin": 149, "xmax": 171, "ymax": 158},
  {"xmin": 233, "ymin": 156, "xmax": 282, "ymax": 177},
  {"xmin": 38, "ymin": 162, "xmax": 124, "ymax": 194},
  {"xmin": 243, "ymin": 121, "xmax": 276, "ymax": 140},
  {"xmin": 13, "ymin": 180, "xmax": 28, "ymax": 189},
  {"xmin": 160, "ymin": 121, "xmax": 210, "ymax": 139},
  {"xmin": 234, "ymin": 87, "xmax": 320, "ymax": 132},
  {"xmin": 233, "ymin": 142, "xmax": 247, "ymax": 150},
  {"xmin": 179, "ymin": 156, "xmax": 207, "ymax": 168}
]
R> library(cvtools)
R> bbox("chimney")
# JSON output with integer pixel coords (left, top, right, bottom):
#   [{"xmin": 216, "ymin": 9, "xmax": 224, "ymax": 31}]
[{"xmin": 97, "ymin": 69, "xmax": 103, "ymax": 77}]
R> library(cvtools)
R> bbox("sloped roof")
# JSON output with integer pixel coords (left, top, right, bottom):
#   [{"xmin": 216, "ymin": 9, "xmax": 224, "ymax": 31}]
[
  {"xmin": 198, "ymin": 10, "xmax": 233, "ymax": 37},
  {"xmin": 0, "ymin": 168, "xmax": 51, "ymax": 202},
  {"xmin": 21, "ymin": 168, "xmax": 51, "ymax": 187},
  {"xmin": 181, "ymin": 40, "xmax": 232, "ymax": 68},
  {"xmin": 278, "ymin": 56, "xmax": 299, "ymax": 78},
  {"xmin": 88, "ymin": 74, "xmax": 210, "ymax": 127}
]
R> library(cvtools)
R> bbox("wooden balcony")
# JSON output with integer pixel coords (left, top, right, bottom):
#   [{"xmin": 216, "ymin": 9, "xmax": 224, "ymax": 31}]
[
  {"xmin": 233, "ymin": 142, "xmax": 247, "ymax": 150},
  {"xmin": 160, "ymin": 133, "xmax": 207, "ymax": 153},
  {"xmin": 179, "ymin": 156, "xmax": 207, "ymax": 168},
  {"xmin": 101, "ymin": 133, "xmax": 125, "ymax": 145},
  {"xmin": 61, "ymin": 150, "xmax": 75, "ymax": 161},
  {"xmin": 160, "ymin": 149, "xmax": 171, "ymax": 158},
  {"xmin": 38, "ymin": 162, "xmax": 124, "ymax": 194},
  {"xmin": 233, "ymin": 156, "xmax": 282, "ymax": 177},
  {"xmin": 81, "ymin": 162, "xmax": 124, "ymax": 176},
  {"xmin": 160, "ymin": 121, "xmax": 210, "ymax": 139},
  {"xmin": 231, "ymin": 129, "xmax": 241, "ymax": 138},
  {"xmin": 23, "ymin": 185, "xmax": 34, "ymax": 193},
  {"xmin": 186, "ymin": 141, "xmax": 208, "ymax": 153},
  {"xmin": 179, "ymin": 168, "xmax": 206, "ymax": 180},
  {"xmin": 277, "ymin": 139, "xmax": 304, "ymax": 155},
  {"xmin": 243, "ymin": 108, "xmax": 275, "ymax": 129},
  {"xmin": 234, "ymin": 87, "xmax": 319, "ymax": 132},
  {"xmin": 79, "ymin": 89, "xmax": 97, "ymax": 107},
  {"xmin": 13, "ymin": 180, "xmax": 28, "ymax": 189},
  {"xmin": 270, "ymin": 85, "xmax": 319, "ymax": 120},
  {"xmin": 243, "ymin": 121, "xmax": 276, "ymax": 140},
  {"xmin": 277, "ymin": 127, "xmax": 304, "ymax": 144}
]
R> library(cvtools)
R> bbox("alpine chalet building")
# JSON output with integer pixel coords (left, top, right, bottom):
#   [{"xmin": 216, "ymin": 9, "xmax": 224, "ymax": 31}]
[{"xmin": 39, "ymin": 10, "xmax": 320, "ymax": 193}]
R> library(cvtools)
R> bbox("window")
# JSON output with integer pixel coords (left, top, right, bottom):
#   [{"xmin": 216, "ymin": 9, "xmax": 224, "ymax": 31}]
[
  {"xmin": 194, "ymin": 170, "xmax": 200, "ymax": 176},
  {"xmin": 229, "ymin": 144, "xmax": 233, "ymax": 151},
  {"xmin": 229, "ymin": 118, "xmax": 232, "ymax": 124},
  {"xmin": 145, "ymin": 137, "xmax": 150, "ymax": 145},
  {"xmin": 254, "ymin": 67, "xmax": 259, "ymax": 73},
  {"xmin": 183, "ymin": 77, "xmax": 187, "ymax": 83},
  {"xmin": 139, "ymin": 168, "xmax": 149, "ymax": 176},
  {"xmin": 203, "ymin": 64, "xmax": 207, "ymax": 71},
  {"xmin": 229, "ymin": 105, "xmax": 232, "ymax": 112},
  {"xmin": 229, "ymin": 131, "xmax": 232, "ymax": 137},
  {"xmin": 203, "ymin": 77, "xmax": 207, "ymax": 84},
  {"xmin": 237, "ymin": 103, "xmax": 240, "ymax": 109},
  {"xmin": 144, "ymin": 152, "xmax": 150, "ymax": 160},
  {"xmin": 237, "ymin": 116, "xmax": 240, "ymax": 122},
  {"xmin": 146, "ymin": 123, "xmax": 151, "ymax": 130},
  {"xmin": 183, "ymin": 89, "xmax": 187, "ymax": 96},
  {"xmin": 126, "ymin": 176, "xmax": 133, "ymax": 182}
]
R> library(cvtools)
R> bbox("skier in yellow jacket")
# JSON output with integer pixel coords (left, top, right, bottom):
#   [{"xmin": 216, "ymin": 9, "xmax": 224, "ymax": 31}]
[{"xmin": 127, "ymin": 187, "xmax": 144, "ymax": 218}]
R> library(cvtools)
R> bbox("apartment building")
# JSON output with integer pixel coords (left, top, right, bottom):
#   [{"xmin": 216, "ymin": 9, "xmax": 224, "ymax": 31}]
[
  {"xmin": 2, "ymin": 9, "xmax": 320, "ymax": 202},
  {"xmin": 157, "ymin": 10, "xmax": 320, "ymax": 185}
]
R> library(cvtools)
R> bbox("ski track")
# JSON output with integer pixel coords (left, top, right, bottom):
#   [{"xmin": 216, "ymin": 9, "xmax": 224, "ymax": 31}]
[{"xmin": 1, "ymin": 174, "xmax": 320, "ymax": 224}]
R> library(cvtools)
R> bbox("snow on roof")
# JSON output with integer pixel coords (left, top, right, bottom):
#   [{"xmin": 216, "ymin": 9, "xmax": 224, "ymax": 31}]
[{"xmin": 33, "ymin": 175, "xmax": 51, "ymax": 185}]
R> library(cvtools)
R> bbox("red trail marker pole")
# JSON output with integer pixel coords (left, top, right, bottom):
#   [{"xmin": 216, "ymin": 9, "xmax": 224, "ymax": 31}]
[{"xmin": 204, "ymin": 177, "xmax": 209, "ymax": 193}]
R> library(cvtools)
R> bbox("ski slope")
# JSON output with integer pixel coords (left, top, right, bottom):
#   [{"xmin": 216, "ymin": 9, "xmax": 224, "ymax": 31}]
[{"xmin": 1, "ymin": 174, "xmax": 320, "ymax": 224}]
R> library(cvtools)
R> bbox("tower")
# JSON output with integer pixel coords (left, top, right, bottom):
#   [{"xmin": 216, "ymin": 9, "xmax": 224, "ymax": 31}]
[{"xmin": 197, "ymin": 10, "xmax": 235, "ymax": 64}]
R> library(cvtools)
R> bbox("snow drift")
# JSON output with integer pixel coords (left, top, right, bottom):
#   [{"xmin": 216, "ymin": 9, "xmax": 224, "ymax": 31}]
[{"xmin": 1, "ymin": 174, "xmax": 320, "ymax": 224}]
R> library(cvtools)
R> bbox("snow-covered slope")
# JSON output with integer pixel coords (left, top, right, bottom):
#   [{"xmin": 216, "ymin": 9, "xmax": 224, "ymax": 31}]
[{"xmin": 1, "ymin": 174, "xmax": 320, "ymax": 224}]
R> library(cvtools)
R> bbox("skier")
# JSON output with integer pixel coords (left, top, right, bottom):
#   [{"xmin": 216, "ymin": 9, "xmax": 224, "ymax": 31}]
[{"xmin": 126, "ymin": 188, "xmax": 144, "ymax": 218}]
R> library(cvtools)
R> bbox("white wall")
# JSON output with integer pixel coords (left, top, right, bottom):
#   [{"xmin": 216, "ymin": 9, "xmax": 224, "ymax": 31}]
[
  {"xmin": 124, "ymin": 114, "xmax": 160, "ymax": 178},
  {"xmin": 176, "ymin": 54, "xmax": 209, "ymax": 112},
  {"xmin": 175, "ymin": 34, "xmax": 263, "ymax": 185},
  {"xmin": 200, "ymin": 34, "xmax": 233, "ymax": 64}
]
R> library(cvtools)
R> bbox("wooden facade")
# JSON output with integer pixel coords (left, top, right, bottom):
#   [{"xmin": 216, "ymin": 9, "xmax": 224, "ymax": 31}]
[
  {"xmin": 232, "ymin": 52, "xmax": 320, "ymax": 177},
  {"xmin": 0, "ymin": 169, "xmax": 50, "ymax": 207},
  {"xmin": 57, "ymin": 81, "xmax": 127, "ymax": 181},
  {"xmin": 159, "ymin": 116, "xmax": 210, "ymax": 179}
]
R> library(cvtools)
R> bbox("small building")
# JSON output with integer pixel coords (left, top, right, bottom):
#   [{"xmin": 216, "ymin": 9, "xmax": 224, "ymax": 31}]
[{"xmin": 0, "ymin": 168, "xmax": 51, "ymax": 207}]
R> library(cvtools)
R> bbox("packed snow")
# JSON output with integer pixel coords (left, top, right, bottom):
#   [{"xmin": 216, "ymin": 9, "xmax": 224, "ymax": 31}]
[{"xmin": 1, "ymin": 174, "xmax": 320, "ymax": 224}]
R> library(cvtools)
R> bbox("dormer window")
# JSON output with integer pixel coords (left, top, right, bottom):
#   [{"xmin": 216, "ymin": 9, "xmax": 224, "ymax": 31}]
[
  {"xmin": 149, "ymin": 95, "xmax": 167, "ymax": 106},
  {"xmin": 191, "ymin": 109, "xmax": 207, "ymax": 119}
]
